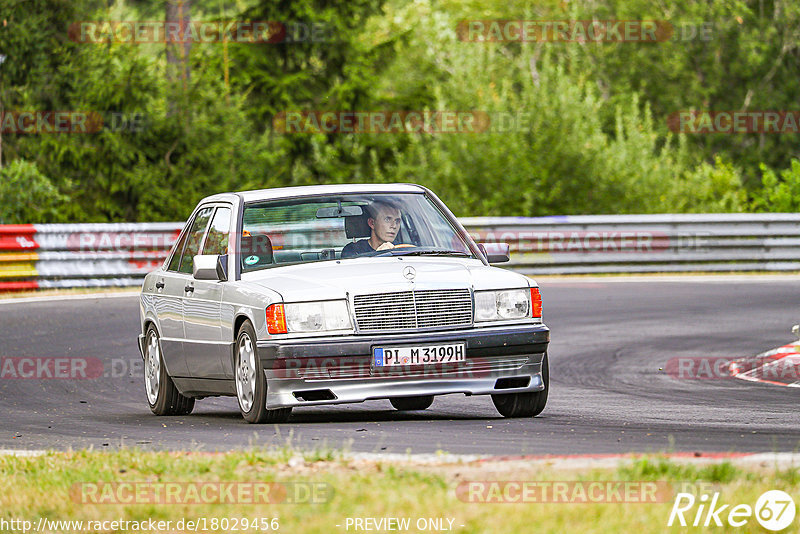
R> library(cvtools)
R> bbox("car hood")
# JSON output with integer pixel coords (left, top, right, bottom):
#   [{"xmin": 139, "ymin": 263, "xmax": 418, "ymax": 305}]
[{"xmin": 241, "ymin": 256, "xmax": 529, "ymax": 302}]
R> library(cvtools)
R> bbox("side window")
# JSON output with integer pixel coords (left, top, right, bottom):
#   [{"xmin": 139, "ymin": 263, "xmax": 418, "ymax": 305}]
[
  {"xmin": 167, "ymin": 226, "xmax": 190, "ymax": 272},
  {"xmin": 178, "ymin": 207, "xmax": 214, "ymax": 274},
  {"xmin": 202, "ymin": 207, "xmax": 231, "ymax": 256}
]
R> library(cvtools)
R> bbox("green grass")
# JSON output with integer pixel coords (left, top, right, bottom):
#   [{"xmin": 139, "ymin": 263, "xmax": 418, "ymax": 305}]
[
  {"xmin": 1, "ymin": 449, "xmax": 799, "ymax": 533},
  {"xmin": 618, "ymin": 457, "xmax": 748, "ymax": 483}
]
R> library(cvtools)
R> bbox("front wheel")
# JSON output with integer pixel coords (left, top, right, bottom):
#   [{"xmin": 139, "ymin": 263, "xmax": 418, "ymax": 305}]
[
  {"xmin": 390, "ymin": 395, "xmax": 434, "ymax": 411},
  {"xmin": 235, "ymin": 321, "xmax": 292, "ymax": 424},
  {"xmin": 491, "ymin": 352, "xmax": 549, "ymax": 418},
  {"xmin": 144, "ymin": 325, "xmax": 194, "ymax": 416}
]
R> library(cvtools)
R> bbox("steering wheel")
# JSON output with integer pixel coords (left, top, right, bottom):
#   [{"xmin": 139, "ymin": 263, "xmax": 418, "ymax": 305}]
[{"xmin": 393, "ymin": 244, "xmax": 415, "ymax": 248}]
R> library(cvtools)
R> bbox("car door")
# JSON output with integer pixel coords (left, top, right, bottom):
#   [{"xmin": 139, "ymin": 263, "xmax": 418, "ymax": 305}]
[
  {"xmin": 167, "ymin": 206, "xmax": 215, "ymax": 377},
  {"xmin": 151, "ymin": 213, "xmax": 205, "ymax": 378},
  {"xmin": 181, "ymin": 205, "xmax": 231, "ymax": 379}
]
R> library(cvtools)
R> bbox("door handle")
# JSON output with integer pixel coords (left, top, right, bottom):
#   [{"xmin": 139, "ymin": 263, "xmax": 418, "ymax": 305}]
[
  {"xmin": 184, "ymin": 284, "xmax": 194, "ymax": 293},
  {"xmin": 155, "ymin": 281, "xmax": 165, "ymax": 289}
]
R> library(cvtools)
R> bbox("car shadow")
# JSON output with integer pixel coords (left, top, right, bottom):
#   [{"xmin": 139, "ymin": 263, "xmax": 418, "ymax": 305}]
[{"xmin": 185, "ymin": 408, "xmax": 501, "ymax": 424}]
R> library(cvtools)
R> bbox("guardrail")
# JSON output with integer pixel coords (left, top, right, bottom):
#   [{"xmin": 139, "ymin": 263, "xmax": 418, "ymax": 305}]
[
  {"xmin": 462, "ymin": 213, "xmax": 800, "ymax": 274},
  {"xmin": 1, "ymin": 214, "xmax": 798, "ymax": 290},
  {"xmin": 0, "ymin": 223, "xmax": 182, "ymax": 290}
]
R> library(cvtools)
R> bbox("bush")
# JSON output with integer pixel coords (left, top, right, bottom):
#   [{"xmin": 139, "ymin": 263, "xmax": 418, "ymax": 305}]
[
  {"xmin": 349, "ymin": 15, "xmax": 731, "ymax": 216},
  {"xmin": 661, "ymin": 156, "xmax": 747, "ymax": 213},
  {"xmin": 750, "ymin": 160, "xmax": 800, "ymax": 213},
  {"xmin": 0, "ymin": 160, "xmax": 68, "ymax": 224}
]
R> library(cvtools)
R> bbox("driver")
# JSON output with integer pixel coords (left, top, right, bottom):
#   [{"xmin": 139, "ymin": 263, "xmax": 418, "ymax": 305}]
[{"xmin": 341, "ymin": 201, "xmax": 402, "ymax": 258}]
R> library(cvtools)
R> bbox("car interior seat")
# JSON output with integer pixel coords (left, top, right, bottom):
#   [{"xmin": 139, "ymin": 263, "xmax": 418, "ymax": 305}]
[{"xmin": 344, "ymin": 212, "xmax": 371, "ymax": 240}]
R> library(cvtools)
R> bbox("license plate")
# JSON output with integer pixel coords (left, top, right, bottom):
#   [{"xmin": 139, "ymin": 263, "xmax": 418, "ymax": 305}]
[{"xmin": 373, "ymin": 343, "xmax": 466, "ymax": 367}]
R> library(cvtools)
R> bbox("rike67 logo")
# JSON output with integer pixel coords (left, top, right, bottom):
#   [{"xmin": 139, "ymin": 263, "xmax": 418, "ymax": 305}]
[{"xmin": 668, "ymin": 490, "xmax": 796, "ymax": 530}]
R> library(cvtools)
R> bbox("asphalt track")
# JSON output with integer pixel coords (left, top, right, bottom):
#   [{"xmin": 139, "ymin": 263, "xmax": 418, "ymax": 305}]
[{"xmin": 1, "ymin": 277, "xmax": 799, "ymax": 455}]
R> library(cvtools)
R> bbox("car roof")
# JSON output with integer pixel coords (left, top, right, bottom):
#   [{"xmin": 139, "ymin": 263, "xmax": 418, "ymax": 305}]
[{"xmin": 198, "ymin": 183, "xmax": 427, "ymax": 205}]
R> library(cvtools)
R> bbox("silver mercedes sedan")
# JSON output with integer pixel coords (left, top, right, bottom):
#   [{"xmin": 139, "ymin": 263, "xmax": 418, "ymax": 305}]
[{"xmin": 138, "ymin": 184, "xmax": 550, "ymax": 423}]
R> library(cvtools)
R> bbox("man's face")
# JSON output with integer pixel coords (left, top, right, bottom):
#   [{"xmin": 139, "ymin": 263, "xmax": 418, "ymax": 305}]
[{"xmin": 369, "ymin": 205, "xmax": 402, "ymax": 244}]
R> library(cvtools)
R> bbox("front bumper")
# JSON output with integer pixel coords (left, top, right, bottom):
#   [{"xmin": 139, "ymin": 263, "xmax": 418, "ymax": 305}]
[{"xmin": 257, "ymin": 323, "xmax": 549, "ymax": 408}]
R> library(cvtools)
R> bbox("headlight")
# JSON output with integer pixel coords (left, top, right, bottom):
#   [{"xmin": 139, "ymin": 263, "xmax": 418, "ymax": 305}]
[
  {"xmin": 284, "ymin": 300, "xmax": 352, "ymax": 333},
  {"xmin": 474, "ymin": 289, "xmax": 530, "ymax": 321}
]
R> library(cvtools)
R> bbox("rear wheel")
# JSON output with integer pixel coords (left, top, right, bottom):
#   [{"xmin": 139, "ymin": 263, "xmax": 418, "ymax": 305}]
[
  {"xmin": 491, "ymin": 352, "xmax": 549, "ymax": 418},
  {"xmin": 235, "ymin": 320, "xmax": 292, "ymax": 424},
  {"xmin": 144, "ymin": 325, "xmax": 194, "ymax": 416},
  {"xmin": 390, "ymin": 395, "xmax": 434, "ymax": 411}
]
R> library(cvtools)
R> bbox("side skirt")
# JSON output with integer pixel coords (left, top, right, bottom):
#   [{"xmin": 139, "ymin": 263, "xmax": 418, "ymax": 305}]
[{"xmin": 173, "ymin": 377, "xmax": 236, "ymax": 398}]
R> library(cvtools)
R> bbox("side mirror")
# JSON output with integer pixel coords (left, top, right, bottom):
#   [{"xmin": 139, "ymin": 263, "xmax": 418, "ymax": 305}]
[
  {"xmin": 478, "ymin": 242, "xmax": 510, "ymax": 264},
  {"xmin": 193, "ymin": 254, "xmax": 228, "ymax": 281}
]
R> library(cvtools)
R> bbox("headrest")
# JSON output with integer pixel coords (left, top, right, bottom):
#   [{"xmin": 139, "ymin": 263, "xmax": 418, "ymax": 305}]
[
  {"xmin": 345, "ymin": 214, "xmax": 371, "ymax": 239},
  {"xmin": 240, "ymin": 233, "xmax": 274, "ymax": 266}
]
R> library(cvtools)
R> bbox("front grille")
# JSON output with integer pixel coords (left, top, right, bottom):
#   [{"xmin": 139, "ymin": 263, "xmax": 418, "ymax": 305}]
[{"xmin": 353, "ymin": 289, "xmax": 472, "ymax": 332}]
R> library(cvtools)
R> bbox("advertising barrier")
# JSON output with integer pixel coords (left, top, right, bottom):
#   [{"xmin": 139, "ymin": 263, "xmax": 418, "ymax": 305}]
[{"xmin": 1, "ymin": 214, "xmax": 799, "ymax": 290}]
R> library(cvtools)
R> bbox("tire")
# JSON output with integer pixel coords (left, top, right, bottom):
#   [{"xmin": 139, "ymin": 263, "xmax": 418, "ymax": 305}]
[
  {"xmin": 144, "ymin": 325, "xmax": 194, "ymax": 416},
  {"xmin": 390, "ymin": 395, "xmax": 434, "ymax": 411},
  {"xmin": 235, "ymin": 320, "xmax": 292, "ymax": 424},
  {"xmin": 491, "ymin": 352, "xmax": 549, "ymax": 418}
]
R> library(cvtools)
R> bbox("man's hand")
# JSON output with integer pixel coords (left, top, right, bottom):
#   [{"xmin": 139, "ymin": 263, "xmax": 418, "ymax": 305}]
[{"xmin": 376, "ymin": 242, "xmax": 395, "ymax": 251}]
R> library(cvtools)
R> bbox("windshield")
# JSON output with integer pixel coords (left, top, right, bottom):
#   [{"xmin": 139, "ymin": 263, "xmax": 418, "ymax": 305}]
[{"xmin": 240, "ymin": 193, "xmax": 475, "ymax": 272}]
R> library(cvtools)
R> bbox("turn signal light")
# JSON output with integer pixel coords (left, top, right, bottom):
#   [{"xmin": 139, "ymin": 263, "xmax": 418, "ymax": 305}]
[
  {"xmin": 266, "ymin": 303, "xmax": 287, "ymax": 334},
  {"xmin": 530, "ymin": 287, "xmax": 542, "ymax": 318}
]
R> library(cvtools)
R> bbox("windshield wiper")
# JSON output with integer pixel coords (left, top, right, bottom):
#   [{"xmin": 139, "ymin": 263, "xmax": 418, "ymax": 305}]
[{"xmin": 376, "ymin": 248, "xmax": 470, "ymax": 257}]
